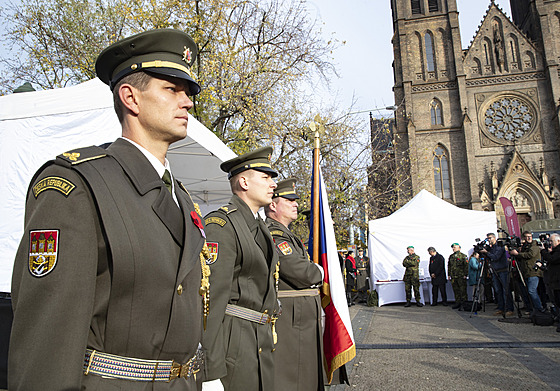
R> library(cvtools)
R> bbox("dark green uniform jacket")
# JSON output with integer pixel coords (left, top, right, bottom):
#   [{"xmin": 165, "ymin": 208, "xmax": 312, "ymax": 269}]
[
  {"xmin": 402, "ymin": 254, "xmax": 420, "ymax": 279},
  {"xmin": 448, "ymin": 251, "xmax": 468, "ymax": 278},
  {"xmin": 203, "ymin": 195, "xmax": 279, "ymax": 390},
  {"xmin": 9, "ymin": 138, "xmax": 205, "ymax": 390},
  {"xmin": 266, "ymin": 218, "xmax": 324, "ymax": 391}
]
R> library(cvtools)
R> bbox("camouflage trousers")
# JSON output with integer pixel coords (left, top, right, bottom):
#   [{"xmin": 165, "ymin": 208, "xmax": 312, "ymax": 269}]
[
  {"xmin": 451, "ymin": 277, "xmax": 467, "ymax": 303},
  {"xmin": 404, "ymin": 275, "xmax": 421, "ymax": 302}
]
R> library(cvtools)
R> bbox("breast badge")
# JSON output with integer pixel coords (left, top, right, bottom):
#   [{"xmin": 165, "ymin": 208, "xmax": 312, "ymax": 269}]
[
  {"xmin": 28, "ymin": 230, "xmax": 59, "ymax": 277},
  {"xmin": 277, "ymin": 241, "xmax": 293, "ymax": 256},
  {"xmin": 206, "ymin": 242, "xmax": 218, "ymax": 264}
]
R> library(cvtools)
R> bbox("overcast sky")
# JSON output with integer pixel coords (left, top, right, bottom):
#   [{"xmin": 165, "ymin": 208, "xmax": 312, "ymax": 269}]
[{"xmin": 309, "ymin": 0, "xmax": 513, "ymax": 117}]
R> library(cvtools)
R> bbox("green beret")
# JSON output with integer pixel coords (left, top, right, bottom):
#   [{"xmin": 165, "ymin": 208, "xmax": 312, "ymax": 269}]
[
  {"xmin": 273, "ymin": 178, "xmax": 299, "ymax": 200},
  {"xmin": 407, "ymin": 246, "xmax": 414, "ymax": 249},
  {"xmin": 220, "ymin": 146, "xmax": 278, "ymax": 179},
  {"xmin": 451, "ymin": 243, "xmax": 460, "ymax": 247},
  {"xmin": 95, "ymin": 29, "xmax": 200, "ymax": 94}
]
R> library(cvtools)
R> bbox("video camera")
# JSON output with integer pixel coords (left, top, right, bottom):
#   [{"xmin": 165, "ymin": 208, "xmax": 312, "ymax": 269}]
[
  {"xmin": 473, "ymin": 238, "xmax": 489, "ymax": 253},
  {"xmin": 539, "ymin": 233, "xmax": 551, "ymax": 250},
  {"xmin": 496, "ymin": 228, "xmax": 521, "ymax": 251}
]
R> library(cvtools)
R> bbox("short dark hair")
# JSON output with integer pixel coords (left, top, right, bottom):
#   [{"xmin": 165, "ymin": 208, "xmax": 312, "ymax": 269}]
[
  {"xmin": 112, "ymin": 71, "xmax": 154, "ymax": 123},
  {"xmin": 522, "ymin": 231, "xmax": 532, "ymax": 236},
  {"xmin": 427, "ymin": 247, "xmax": 436, "ymax": 253}
]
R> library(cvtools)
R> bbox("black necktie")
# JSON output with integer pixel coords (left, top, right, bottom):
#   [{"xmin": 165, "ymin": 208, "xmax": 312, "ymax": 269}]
[{"xmin": 162, "ymin": 170, "xmax": 173, "ymax": 194}]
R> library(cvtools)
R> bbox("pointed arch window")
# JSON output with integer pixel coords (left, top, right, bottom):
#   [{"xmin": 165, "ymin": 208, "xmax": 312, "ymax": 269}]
[
  {"xmin": 425, "ymin": 33, "xmax": 435, "ymax": 72},
  {"xmin": 433, "ymin": 146, "xmax": 451, "ymax": 199},
  {"xmin": 430, "ymin": 99, "xmax": 443, "ymax": 125}
]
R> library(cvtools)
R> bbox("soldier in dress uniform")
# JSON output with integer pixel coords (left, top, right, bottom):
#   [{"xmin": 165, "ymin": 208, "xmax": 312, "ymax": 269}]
[
  {"xmin": 264, "ymin": 178, "xmax": 325, "ymax": 391},
  {"xmin": 202, "ymin": 147, "xmax": 280, "ymax": 391},
  {"xmin": 448, "ymin": 243, "xmax": 468, "ymax": 310},
  {"xmin": 402, "ymin": 246, "xmax": 424, "ymax": 307},
  {"xmin": 9, "ymin": 29, "xmax": 209, "ymax": 390},
  {"xmin": 355, "ymin": 248, "xmax": 370, "ymax": 303}
]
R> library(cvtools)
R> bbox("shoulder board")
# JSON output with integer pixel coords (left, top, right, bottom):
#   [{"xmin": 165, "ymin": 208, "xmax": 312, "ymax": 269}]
[
  {"xmin": 270, "ymin": 230, "xmax": 285, "ymax": 237},
  {"xmin": 56, "ymin": 146, "xmax": 107, "ymax": 166},
  {"xmin": 219, "ymin": 206, "xmax": 237, "ymax": 214},
  {"xmin": 205, "ymin": 216, "xmax": 227, "ymax": 227}
]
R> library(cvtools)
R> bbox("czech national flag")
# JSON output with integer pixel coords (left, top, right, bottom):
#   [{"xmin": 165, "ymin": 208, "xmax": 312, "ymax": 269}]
[{"xmin": 308, "ymin": 165, "xmax": 355, "ymax": 383}]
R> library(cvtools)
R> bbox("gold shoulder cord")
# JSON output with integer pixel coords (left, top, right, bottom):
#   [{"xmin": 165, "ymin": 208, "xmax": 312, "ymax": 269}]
[
  {"xmin": 271, "ymin": 261, "xmax": 280, "ymax": 348},
  {"xmin": 194, "ymin": 203, "xmax": 211, "ymax": 330}
]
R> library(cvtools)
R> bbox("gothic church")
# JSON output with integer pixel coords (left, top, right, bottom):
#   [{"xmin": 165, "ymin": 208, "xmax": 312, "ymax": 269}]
[{"xmin": 391, "ymin": 0, "xmax": 560, "ymax": 228}]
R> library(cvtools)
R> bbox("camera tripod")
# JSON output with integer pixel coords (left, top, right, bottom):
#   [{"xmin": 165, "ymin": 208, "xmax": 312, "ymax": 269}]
[{"xmin": 470, "ymin": 258, "xmax": 487, "ymax": 317}]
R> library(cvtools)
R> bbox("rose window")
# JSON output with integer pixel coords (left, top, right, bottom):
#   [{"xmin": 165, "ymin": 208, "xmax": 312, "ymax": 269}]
[{"xmin": 483, "ymin": 97, "xmax": 534, "ymax": 141}]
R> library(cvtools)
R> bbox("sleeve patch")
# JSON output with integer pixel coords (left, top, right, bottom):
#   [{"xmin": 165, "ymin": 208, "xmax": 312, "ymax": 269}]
[
  {"xmin": 207, "ymin": 242, "xmax": 218, "ymax": 264},
  {"xmin": 205, "ymin": 216, "xmax": 227, "ymax": 227},
  {"xmin": 270, "ymin": 230, "xmax": 284, "ymax": 237},
  {"xmin": 277, "ymin": 241, "xmax": 293, "ymax": 255},
  {"xmin": 28, "ymin": 230, "xmax": 59, "ymax": 277},
  {"xmin": 32, "ymin": 176, "xmax": 75, "ymax": 198}
]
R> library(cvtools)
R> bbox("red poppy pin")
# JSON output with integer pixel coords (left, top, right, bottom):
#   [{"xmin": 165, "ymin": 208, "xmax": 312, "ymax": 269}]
[{"xmin": 191, "ymin": 211, "xmax": 206, "ymax": 238}]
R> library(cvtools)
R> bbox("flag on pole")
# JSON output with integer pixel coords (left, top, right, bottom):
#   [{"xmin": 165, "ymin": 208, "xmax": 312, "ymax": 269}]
[
  {"xmin": 308, "ymin": 164, "xmax": 355, "ymax": 383},
  {"xmin": 499, "ymin": 197, "xmax": 521, "ymax": 237}
]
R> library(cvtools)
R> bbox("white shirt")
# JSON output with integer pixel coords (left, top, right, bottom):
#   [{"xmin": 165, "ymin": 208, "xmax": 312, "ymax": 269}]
[{"xmin": 120, "ymin": 137, "xmax": 179, "ymax": 207}]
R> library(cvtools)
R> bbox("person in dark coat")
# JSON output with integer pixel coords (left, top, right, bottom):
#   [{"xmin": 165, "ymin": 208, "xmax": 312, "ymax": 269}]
[
  {"xmin": 538, "ymin": 233, "xmax": 560, "ymax": 332},
  {"xmin": 265, "ymin": 178, "xmax": 325, "ymax": 391},
  {"xmin": 428, "ymin": 247, "xmax": 448, "ymax": 306},
  {"xmin": 202, "ymin": 147, "xmax": 280, "ymax": 391},
  {"xmin": 345, "ymin": 251, "xmax": 358, "ymax": 306},
  {"xmin": 9, "ymin": 29, "xmax": 207, "ymax": 390},
  {"xmin": 355, "ymin": 248, "xmax": 370, "ymax": 303}
]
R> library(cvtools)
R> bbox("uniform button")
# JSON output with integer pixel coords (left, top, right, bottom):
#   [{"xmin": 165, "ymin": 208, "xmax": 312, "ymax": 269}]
[
  {"xmin": 177, "ymin": 284, "xmax": 183, "ymax": 295},
  {"xmin": 258, "ymin": 348, "xmax": 262, "ymax": 354}
]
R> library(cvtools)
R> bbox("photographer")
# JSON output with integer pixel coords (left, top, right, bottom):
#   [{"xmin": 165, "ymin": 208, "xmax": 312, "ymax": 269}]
[
  {"xmin": 509, "ymin": 231, "xmax": 544, "ymax": 313},
  {"xmin": 480, "ymin": 233, "xmax": 514, "ymax": 316},
  {"xmin": 539, "ymin": 233, "xmax": 560, "ymax": 331}
]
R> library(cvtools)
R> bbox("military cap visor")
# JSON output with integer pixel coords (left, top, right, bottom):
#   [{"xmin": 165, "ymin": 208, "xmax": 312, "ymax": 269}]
[
  {"xmin": 221, "ymin": 146, "xmax": 278, "ymax": 179},
  {"xmin": 273, "ymin": 178, "xmax": 299, "ymax": 200},
  {"xmin": 95, "ymin": 29, "xmax": 201, "ymax": 95}
]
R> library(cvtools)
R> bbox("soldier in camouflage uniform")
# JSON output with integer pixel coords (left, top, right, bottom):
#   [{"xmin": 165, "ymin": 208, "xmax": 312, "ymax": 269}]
[
  {"xmin": 402, "ymin": 246, "xmax": 423, "ymax": 307},
  {"xmin": 448, "ymin": 243, "xmax": 468, "ymax": 310}
]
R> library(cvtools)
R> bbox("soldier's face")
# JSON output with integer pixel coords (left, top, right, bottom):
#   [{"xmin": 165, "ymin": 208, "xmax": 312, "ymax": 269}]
[
  {"xmin": 275, "ymin": 197, "xmax": 298, "ymax": 223},
  {"xmin": 407, "ymin": 248, "xmax": 414, "ymax": 255},
  {"xmin": 452, "ymin": 245, "xmax": 460, "ymax": 252},
  {"xmin": 134, "ymin": 75, "xmax": 193, "ymax": 144},
  {"xmin": 245, "ymin": 170, "xmax": 277, "ymax": 207}
]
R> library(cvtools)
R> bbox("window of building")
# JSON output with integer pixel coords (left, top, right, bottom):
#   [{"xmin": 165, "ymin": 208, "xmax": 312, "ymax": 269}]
[
  {"xmin": 411, "ymin": 0, "xmax": 422, "ymax": 14},
  {"xmin": 425, "ymin": 33, "xmax": 435, "ymax": 72},
  {"xmin": 428, "ymin": 0, "xmax": 439, "ymax": 12},
  {"xmin": 433, "ymin": 146, "xmax": 451, "ymax": 199},
  {"xmin": 430, "ymin": 99, "xmax": 442, "ymax": 125}
]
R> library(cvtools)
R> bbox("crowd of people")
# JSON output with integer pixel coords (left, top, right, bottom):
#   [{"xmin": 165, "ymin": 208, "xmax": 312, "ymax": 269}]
[{"xmin": 395, "ymin": 232, "xmax": 560, "ymax": 332}]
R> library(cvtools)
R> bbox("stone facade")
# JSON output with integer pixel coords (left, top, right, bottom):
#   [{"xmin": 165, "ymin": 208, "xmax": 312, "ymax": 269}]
[{"xmin": 391, "ymin": 0, "xmax": 560, "ymax": 228}]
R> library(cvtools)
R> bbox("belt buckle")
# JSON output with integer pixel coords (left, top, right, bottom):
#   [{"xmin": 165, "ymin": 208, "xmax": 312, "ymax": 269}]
[
  {"xmin": 168, "ymin": 351, "xmax": 203, "ymax": 382},
  {"xmin": 169, "ymin": 361, "xmax": 183, "ymax": 381}
]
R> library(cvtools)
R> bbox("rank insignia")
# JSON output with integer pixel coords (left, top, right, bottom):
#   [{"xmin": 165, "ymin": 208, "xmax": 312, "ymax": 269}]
[
  {"xmin": 28, "ymin": 230, "xmax": 59, "ymax": 277},
  {"xmin": 277, "ymin": 241, "xmax": 292, "ymax": 256},
  {"xmin": 206, "ymin": 242, "xmax": 218, "ymax": 264}
]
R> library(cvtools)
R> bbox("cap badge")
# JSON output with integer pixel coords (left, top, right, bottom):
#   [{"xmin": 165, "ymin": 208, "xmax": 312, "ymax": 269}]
[{"xmin": 182, "ymin": 46, "xmax": 192, "ymax": 64}]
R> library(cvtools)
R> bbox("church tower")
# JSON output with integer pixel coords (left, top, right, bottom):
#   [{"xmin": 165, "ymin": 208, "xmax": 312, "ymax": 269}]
[{"xmin": 391, "ymin": 0, "xmax": 560, "ymax": 227}]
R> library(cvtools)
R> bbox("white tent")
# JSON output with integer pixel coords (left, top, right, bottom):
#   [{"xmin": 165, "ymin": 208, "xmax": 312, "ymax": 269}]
[
  {"xmin": 0, "ymin": 78, "xmax": 237, "ymax": 292},
  {"xmin": 367, "ymin": 189, "xmax": 497, "ymax": 306}
]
